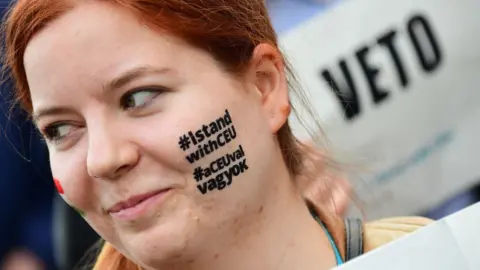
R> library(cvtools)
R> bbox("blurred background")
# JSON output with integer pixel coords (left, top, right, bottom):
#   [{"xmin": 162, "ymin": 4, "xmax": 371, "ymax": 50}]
[{"xmin": 1, "ymin": 0, "xmax": 479, "ymax": 269}]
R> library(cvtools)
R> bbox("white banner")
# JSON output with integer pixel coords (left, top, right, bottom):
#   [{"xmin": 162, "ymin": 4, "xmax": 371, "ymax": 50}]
[
  {"xmin": 336, "ymin": 202, "xmax": 480, "ymax": 269},
  {"xmin": 280, "ymin": 0, "xmax": 480, "ymax": 219}
]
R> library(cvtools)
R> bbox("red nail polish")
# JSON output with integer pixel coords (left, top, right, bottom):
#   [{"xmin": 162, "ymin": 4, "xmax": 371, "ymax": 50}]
[{"xmin": 54, "ymin": 178, "xmax": 64, "ymax": 194}]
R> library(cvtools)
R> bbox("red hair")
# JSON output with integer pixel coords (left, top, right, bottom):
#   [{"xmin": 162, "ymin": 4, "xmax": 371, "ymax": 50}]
[{"xmin": 3, "ymin": 0, "xmax": 345, "ymax": 269}]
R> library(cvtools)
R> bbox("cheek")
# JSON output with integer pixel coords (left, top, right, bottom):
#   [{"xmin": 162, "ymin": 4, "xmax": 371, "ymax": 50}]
[
  {"xmin": 167, "ymin": 99, "xmax": 270, "ymax": 197},
  {"xmin": 50, "ymin": 154, "xmax": 122, "ymax": 248},
  {"xmin": 132, "ymin": 115, "xmax": 191, "ymax": 171},
  {"xmin": 134, "ymin": 90, "xmax": 247, "ymax": 169},
  {"xmin": 50, "ymin": 151, "xmax": 92, "ymax": 212}
]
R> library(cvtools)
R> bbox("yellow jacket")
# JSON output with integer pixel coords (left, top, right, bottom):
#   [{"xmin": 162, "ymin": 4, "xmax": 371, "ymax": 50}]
[
  {"xmin": 320, "ymin": 215, "xmax": 433, "ymax": 263},
  {"xmin": 363, "ymin": 216, "xmax": 433, "ymax": 253}
]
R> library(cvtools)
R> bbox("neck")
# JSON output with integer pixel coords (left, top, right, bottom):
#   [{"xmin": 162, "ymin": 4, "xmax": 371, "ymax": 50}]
[{"xmin": 158, "ymin": 166, "xmax": 338, "ymax": 270}]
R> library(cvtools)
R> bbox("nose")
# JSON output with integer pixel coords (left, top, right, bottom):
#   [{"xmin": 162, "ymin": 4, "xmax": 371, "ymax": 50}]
[{"xmin": 86, "ymin": 121, "xmax": 139, "ymax": 180}]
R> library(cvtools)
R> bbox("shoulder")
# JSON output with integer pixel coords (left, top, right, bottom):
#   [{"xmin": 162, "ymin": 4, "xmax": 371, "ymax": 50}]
[{"xmin": 363, "ymin": 216, "xmax": 434, "ymax": 252}]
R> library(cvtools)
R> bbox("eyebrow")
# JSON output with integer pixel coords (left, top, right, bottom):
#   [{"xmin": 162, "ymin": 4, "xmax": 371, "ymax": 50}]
[
  {"xmin": 32, "ymin": 107, "xmax": 76, "ymax": 123},
  {"xmin": 103, "ymin": 66, "xmax": 174, "ymax": 93},
  {"xmin": 32, "ymin": 66, "xmax": 173, "ymax": 123}
]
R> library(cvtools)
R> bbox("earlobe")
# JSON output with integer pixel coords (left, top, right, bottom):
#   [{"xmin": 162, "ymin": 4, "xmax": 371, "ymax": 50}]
[{"xmin": 249, "ymin": 44, "xmax": 290, "ymax": 133}]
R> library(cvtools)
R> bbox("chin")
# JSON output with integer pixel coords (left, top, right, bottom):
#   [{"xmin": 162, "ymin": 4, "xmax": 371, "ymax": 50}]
[{"xmin": 120, "ymin": 213, "xmax": 197, "ymax": 267}]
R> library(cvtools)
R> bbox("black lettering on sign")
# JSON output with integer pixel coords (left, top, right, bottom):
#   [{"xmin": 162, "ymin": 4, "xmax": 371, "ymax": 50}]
[
  {"xmin": 319, "ymin": 12, "xmax": 444, "ymax": 121},
  {"xmin": 407, "ymin": 14, "xmax": 443, "ymax": 72},
  {"xmin": 193, "ymin": 144, "xmax": 249, "ymax": 195},
  {"xmin": 320, "ymin": 60, "xmax": 361, "ymax": 120},
  {"xmin": 356, "ymin": 45, "xmax": 390, "ymax": 104},
  {"xmin": 378, "ymin": 30, "xmax": 409, "ymax": 88}
]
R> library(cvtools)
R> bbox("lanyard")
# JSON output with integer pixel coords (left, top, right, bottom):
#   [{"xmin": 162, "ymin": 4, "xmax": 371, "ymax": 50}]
[{"xmin": 308, "ymin": 204, "xmax": 344, "ymax": 266}]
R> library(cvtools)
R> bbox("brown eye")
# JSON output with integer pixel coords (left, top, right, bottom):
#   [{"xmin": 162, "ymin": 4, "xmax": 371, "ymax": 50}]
[
  {"xmin": 43, "ymin": 123, "xmax": 75, "ymax": 142},
  {"xmin": 120, "ymin": 89, "xmax": 161, "ymax": 110}
]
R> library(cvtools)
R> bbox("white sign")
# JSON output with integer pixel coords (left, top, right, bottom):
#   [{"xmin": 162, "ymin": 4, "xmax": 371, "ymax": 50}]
[
  {"xmin": 281, "ymin": 0, "xmax": 480, "ymax": 219},
  {"xmin": 336, "ymin": 202, "xmax": 480, "ymax": 269}
]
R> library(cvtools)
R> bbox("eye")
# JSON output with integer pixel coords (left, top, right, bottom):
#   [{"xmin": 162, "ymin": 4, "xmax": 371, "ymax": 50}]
[
  {"xmin": 42, "ymin": 123, "xmax": 77, "ymax": 143},
  {"xmin": 120, "ymin": 89, "xmax": 162, "ymax": 110}
]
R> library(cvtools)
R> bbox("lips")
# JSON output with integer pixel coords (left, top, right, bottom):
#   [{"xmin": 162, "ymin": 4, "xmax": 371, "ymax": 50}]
[{"xmin": 108, "ymin": 189, "xmax": 169, "ymax": 214}]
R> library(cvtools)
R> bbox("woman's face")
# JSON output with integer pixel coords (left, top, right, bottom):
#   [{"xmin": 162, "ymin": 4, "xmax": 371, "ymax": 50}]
[{"xmin": 24, "ymin": 1, "xmax": 290, "ymax": 267}]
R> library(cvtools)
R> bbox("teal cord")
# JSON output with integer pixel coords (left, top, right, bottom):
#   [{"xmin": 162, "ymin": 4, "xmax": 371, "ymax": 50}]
[
  {"xmin": 309, "ymin": 205, "xmax": 344, "ymax": 266},
  {"xmin": 318, "ymin": 218, "xmax": 344, "ymax": 266}
]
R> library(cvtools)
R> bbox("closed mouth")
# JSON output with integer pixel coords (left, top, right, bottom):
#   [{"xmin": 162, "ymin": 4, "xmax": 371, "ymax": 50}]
[{"xmin": 108, "ymin": 189, "xmax": 170, "ymax": 214}]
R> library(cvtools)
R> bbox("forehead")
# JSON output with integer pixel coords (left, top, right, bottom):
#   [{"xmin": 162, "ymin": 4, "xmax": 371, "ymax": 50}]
[
  {"xmin": 24, "ymin": 2, "xmax": 150, "ymax": 72},
  {"xmin": 23, "ymin": 2, "xmax": 204, "ymax": 110}
]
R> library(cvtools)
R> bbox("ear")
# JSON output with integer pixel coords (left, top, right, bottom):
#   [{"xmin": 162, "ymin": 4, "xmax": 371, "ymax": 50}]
[{"xmin": 246, "ymin": 43, "xmax": 290, "ymax": 133}]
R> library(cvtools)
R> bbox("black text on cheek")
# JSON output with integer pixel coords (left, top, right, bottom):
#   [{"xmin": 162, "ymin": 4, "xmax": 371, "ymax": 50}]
[
  {"xmin": 178, "ymin": 109, "xmax": 236, "ymax": 164},
  {"xmin": 194, "ymin": 144, "xmax": 249, "ymax": 195}
]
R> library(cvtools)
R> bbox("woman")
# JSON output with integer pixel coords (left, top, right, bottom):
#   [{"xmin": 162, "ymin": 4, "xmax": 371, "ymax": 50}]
[{"xmin": 4, "ymin": 0, "xmax": 431, "ymax": 269}]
